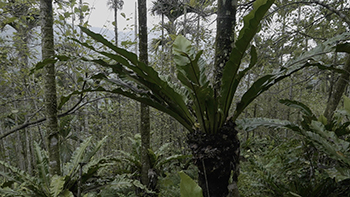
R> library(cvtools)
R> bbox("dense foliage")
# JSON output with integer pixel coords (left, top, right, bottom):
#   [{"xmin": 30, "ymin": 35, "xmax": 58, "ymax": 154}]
[{"xmin": 0, "ymin": 0, "xmax": 350, "ymax": 196}]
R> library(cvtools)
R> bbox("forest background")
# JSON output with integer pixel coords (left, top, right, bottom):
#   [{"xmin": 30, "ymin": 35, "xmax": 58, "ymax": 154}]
[{"xmin": 1, "ymin": 0, "xmax": 350, "ymax": 196}]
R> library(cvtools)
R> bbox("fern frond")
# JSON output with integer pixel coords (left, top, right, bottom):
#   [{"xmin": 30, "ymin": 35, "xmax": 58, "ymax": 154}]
[
  {"xmin": 50, "ymin": 175, "xmax": 65, "ymax": 197},
  {"xmin": 116, "ymin": 150, "xmax": 142, "ymax": 170},
  {"xmin": 0, "ymin": 160, "xmax": 46, "ymax": 196},
  {"xmin": 64, "ymin": 136, "xmax": 93, "ymax": 177},
  {"xmin": 305, "ymin": 122, "xmax": 350, "ymax": 166},
  {"xmin": 33, "ymin": 142, "xmax": 50, "ymax": 191},
  {"xmin": 82, "ymin": 136, "xmax": 108, "ymax": 164}
]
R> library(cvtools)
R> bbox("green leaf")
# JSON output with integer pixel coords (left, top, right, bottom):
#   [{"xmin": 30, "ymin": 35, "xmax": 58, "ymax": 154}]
[
  {"xmin": 343, "ymin": 95, "xmax": 350, "ymax": 115},
  {"xmin": 65, "ymin": 136, "xmax": 93, "ymax": 176},
  {"xmin": 75, "ymin": 27, "xmax": 195, "ymax": 131},
  {"xmin": 279, "ymin": 99, "xmax": 316, "ymax": 119},
  {"xmin": 60, "ymin": 190, "xmax": 74, "ymax": 197},
  {"xmin": 178, "ymin": 171, "xmax": 203, "ymax": 197},
  {"xmin": 173, "ymin": 35, "xmax": 193, "ymax": 66},
  {"xmin": 50, "ymin": 175, "xmax": 65, "ymax": 197},
  {"xmin": 325, "ymin": 167, "xmax": 350, "ymax": 182},
  {"xmin": 318, "ymin": 115, "xmax": 328, "ymax": 125},
  {"xmin": 30, "ymin": 58, "xmax": 57, "ymax": 74},
  {"xmin": 172, "ymin": 35, "xmax": 217, "ymax": 133},
  {"xmin": 33, "ymin": 142, "xmax": 50, "ymax": 192},
  {"xmin": 0, "ymin": 160, "xmax": 45, "ymax": 196},
  {"xmin": 156, "ymin": 155, "xmax": 190, "ymax": 169}
]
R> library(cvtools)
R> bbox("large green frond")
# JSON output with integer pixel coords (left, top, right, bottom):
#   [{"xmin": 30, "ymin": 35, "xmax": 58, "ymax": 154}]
[
  {"xmin": 236, "ymin": 117, "xmax": 302, "ymax": 133},
  {"xmin": 232, "ymin": 31, "xmax": 350, "ymax": 121},
  {"xmin": 69, "ymin": 27, "xmax": 194, "ymax": 132},
  {"xmin": 307, "ymin": 121, "xmax": 350, "ymax": 166},
  {"xmin": 173, "ymin": 35, "xmax": 217, "ymax": 133},
  {"xmin": 59, "ymin": 85, "xmax": 193, "ymax": 131},
  {"xmin": 64, "ymin": 136, "xmax": 93, "ymax": 176},
  {"xmin": 82, "ymin": 136, "xmax": 107, "ymax": 164},
  {"xmin": 178, "ymin": 171, "xmax": 203, "ymax": 197}
]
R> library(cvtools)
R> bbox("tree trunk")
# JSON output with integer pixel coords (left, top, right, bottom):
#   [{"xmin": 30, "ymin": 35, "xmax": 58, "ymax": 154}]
[
  {"xmin": 214, "ymin": 0, "xmax": 237, "ymax": 92},
  {"xmin": 188, "ymin": 120, "xmax": 240, "ymax": 197},
  {"xmin": 40, "ymin": 0, "xmax": 61, "ymax": 175},
  {"xmin": 324, "ymin": 54, "xmax": 350, "ymax": 122},
  {"xmin": 189, "ymin": 1, "xmax": 240, "ymax": 196},
  {"xmin": 138, "ymin": 0, "xmax": 156, "ymax": 195},
  {"xmin": 114, "ymin": 0, "xmax": 119, "ymax": 46}
]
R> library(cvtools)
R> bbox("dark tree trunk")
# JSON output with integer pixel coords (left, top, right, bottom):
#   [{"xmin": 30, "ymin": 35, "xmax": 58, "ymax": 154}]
[
  {"xmin": 214, "ymin": 0, "xmax": 237, "ymax": 91},
  {"xmin": 324, "ymin": 55, "xmax": 350, "ymax": 122},
  {"xmin": 188, "ymin": 120, "xmax": 240, "ymax": 197},
  {"xmin": 138, "ymin": 0, "xmax": 157, "ymax": 195},
  {"xmin": 199, "ymin": 1, "xmax": 239, "ymax": 195}
]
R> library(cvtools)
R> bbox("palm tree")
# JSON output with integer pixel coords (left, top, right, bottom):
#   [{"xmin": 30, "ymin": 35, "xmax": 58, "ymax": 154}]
[{"xmin": 107, "ymin": 0, "xmax": 124, "ymax": 46}]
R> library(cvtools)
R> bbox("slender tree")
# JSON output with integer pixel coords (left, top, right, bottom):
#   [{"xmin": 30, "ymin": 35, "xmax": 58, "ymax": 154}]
[
  {"xmin": 138, "ymin": 0, "xmax": 153, "ymax": 195},
  {"xmin": 107, "ymin": 0, "xmax": 124, "ymax": 46},
  {"xmin": 40, "ymin": 0, "xmax": 60, "ymax": 175}
]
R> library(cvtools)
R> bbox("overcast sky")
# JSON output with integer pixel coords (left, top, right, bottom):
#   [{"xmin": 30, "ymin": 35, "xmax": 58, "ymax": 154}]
[{"xmin": 84, "ymin": 0, "xmax": 159, "ymax": 31}]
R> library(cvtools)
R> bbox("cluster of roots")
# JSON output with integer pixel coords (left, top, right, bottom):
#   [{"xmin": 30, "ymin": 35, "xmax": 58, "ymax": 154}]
[{"xmin": 187, "ymin": 120, "xmax": 240, "ymax": 197}]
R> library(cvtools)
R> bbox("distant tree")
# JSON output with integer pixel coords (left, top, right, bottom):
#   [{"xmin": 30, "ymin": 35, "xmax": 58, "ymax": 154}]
[{"xmin": 107, "ymin": 0, "xmax": 124, "ymax": 46}]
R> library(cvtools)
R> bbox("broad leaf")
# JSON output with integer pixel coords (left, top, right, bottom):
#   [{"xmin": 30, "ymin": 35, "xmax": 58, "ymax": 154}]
[
  {"xmin": 0, "ymin": 160, "xmax": 45, "ymax": 196},
  {"xmin": 236, "ymin": 118, "xmax": 298, "ymax": 132},
  {"xmin": 178, "ymin": 171, "xmax": 203, "ymax": 197},
  {"xmin": 65, "ymin": 136, "xmax": 93, "ymax": 176},
  {"xmin": 279, "ymin": 99, "xmax": 316, "ymax": 119},
  {"xmin": 71, "ymin": 27, "xmax": 195, "ymax": 132},
  {"xmin": 232, "ymin": 30, "xmax": 350, "ymax": 121},
  {"xmin": 173, "ymin": 35, "xmax": 217, "ymax": 133}
]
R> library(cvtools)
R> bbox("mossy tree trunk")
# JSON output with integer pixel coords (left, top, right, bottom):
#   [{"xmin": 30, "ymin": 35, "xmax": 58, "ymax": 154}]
[
  {"xmin": 138, "ymin": 0, "xmax": 156, "ymax": 195},
  {"xmin": 40, "ymin": 0, "xmax": 61, "ymax": 175},
  {"xmin": 188, "ymin": 1, "xmax": 240, "ymax": 197},
  {"xmin": 188, "ymin": 120, "xmax": 240, "ymax": 197}
]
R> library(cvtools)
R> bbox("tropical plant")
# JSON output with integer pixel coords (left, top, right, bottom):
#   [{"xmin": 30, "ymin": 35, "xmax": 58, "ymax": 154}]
[
  {"xmin": 178, "ymin": 171, "xmax": 203, "ymax": 197},
  {"xmin": 38, "ymin": 0, "xmax": 350, "ymax": 195},
  {"xmin": 110, "ymin": 134, "xmax": 189, "ymax": 194},
  {"xmin": 237, "ymin": 97, "xmax": 350, "ymax": 196},
  {"xmin": 0, "ymin": 136, "xmax": 133, "ymax": 196}
]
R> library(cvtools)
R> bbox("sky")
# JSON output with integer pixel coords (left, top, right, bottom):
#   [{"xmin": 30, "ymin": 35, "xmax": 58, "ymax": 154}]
[{"xmin": 84, "ymin": 0, "xmax": 159, "ymax": 31}]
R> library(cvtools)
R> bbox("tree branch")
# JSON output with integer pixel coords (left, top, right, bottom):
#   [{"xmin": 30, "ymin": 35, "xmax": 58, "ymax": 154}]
[{"xmin": 0, "ymin": 95, "xmax": 114, "ymax": 140}]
